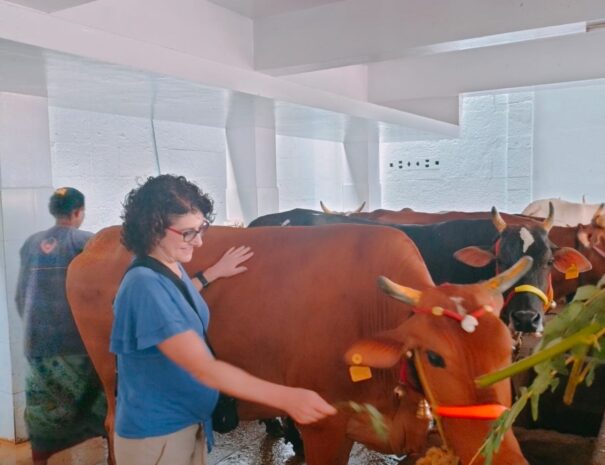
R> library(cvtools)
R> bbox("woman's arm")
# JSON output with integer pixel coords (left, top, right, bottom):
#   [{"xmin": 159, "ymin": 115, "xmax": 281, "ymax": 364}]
[
  {"xmin": 192, "ymin": 245, "xmax": 254, "ymax": 291},
  {"xmin": 157, "ymin": 330, "xmax": 336, "ymax": 424}
]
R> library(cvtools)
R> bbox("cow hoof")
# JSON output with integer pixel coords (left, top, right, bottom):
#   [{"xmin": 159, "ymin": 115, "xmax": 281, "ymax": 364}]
[{"xmin": 260, "ymin": 418, "xmax": 285, "ymax": 438}]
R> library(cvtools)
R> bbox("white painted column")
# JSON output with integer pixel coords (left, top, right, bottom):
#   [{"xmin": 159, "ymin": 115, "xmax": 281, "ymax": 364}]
[
  {"xmin": 225, "ymin": 95, "xmax": 278, "ymax": 224},
  {"xmin": 0, "ymin": 92, "xmax": 54, "ymax": 442},
  {"xmin": 343, "ymin": 122, "xmax": 380, "ymax": 211},
  {"xmin": 505, "ymin": 92, "xmax": 534, "ymax": 212}
]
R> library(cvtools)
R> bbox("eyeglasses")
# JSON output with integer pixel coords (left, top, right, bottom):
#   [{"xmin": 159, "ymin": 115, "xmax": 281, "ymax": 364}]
[{"xmin": 166, "ymin": 220, "xmax": 210, "ymax": 243}]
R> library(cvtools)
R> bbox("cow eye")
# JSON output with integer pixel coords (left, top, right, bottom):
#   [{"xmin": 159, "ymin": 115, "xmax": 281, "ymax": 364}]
[
  {"xmin": 426, "ymin": 350, "xmax": 446, "ymax": 368},
  {"xmin": 546, "ymin": 258, "xmax": 554, "ymax": 267}
]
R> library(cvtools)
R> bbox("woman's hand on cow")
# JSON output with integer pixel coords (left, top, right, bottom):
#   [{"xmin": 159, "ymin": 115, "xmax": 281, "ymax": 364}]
[
  {"xmin": 281, "ymin": 388, "xmax": 337, "ymax": 424},
  {"xmin": 203, "ymin": 246, "xmax": 254, "ymax": 283}
]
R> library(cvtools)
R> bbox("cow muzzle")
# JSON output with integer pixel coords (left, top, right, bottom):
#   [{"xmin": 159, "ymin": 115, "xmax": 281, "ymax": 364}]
[{"xmin": 511, "ymin": 309, "xmax": 543, "ymax": 333}]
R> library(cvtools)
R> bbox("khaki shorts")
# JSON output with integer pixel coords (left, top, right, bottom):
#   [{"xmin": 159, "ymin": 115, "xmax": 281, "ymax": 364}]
[{"xmin": 114, "ymin": 424, "xmax": 207, "ymax": 465}]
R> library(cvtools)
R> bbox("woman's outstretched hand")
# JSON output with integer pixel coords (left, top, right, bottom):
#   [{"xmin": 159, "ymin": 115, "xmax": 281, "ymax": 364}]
[
  {"xmin": 204, "ymin": 246, "xmax": 254, "ymax": 282},
  {"xmin": 282, "ymin": 388, "xmax": 338, "ymax": 425}
]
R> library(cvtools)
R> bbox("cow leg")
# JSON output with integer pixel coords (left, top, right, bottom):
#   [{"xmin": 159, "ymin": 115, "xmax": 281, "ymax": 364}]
[
  {"xmin": 259, "ymin": 417, "xmax": 285, "ymax": 438},
  {"xmin": 283, "ymin": 416, "xmax": 304, "ymax": 456},
  {"xmin": 298, "ymin": 418, "xmax": 353, "ymax": 465}
]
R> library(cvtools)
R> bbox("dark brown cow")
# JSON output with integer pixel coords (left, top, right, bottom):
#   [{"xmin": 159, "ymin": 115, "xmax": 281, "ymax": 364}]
[
  {"xmin": 319, "ymin": 200, "xmax": 366, "ymax": 215},
  {"xmin": 67, "ymin": 224, "xmax": 530, "ymax": 465},
  {"xmin": 350, "ymin": 206, "xmax": 605, "ymax": 304}
]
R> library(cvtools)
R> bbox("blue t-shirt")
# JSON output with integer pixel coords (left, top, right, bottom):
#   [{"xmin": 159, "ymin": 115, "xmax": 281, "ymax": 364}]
[{"xmin": 110, "ymin": 264, "xmax": 219, "ymax": 442}]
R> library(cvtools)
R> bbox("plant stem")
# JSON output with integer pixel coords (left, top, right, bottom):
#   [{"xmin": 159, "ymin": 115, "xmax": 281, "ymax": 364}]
[{"xmin": 475, "ymin": 323, "xmax": 601, "ymax": 388}]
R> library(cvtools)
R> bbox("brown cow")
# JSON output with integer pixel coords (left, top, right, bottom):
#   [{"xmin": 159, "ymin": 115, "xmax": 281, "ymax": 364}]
[
  {"xmin": 67, "ymin": 224, "xmax": 530, "ymax": 465},
  {"xmin": 351, "ymin": 208, "xmax": 527, "ymax": 225}
]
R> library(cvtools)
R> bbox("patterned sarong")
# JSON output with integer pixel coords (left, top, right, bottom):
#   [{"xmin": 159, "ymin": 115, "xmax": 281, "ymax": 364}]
[{"xmin": 25, "ymin": 354, "xmax": 107, "ymax": 460}]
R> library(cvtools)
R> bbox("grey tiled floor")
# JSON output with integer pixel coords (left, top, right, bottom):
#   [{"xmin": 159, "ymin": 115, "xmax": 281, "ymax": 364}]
[
  {"xmin": 0, "ymin": 421, "xmax": 400, "ymax": 465},
  {"xmin": 0, "ymin": 423, "xmax": 595, "ymax": 465}
]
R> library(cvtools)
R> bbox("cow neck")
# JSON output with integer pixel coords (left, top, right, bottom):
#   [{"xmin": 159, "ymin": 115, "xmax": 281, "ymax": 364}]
[
  {"xmin": 493, "ymin": 238, "xmax": 555, "ymax": 312},
  {"xmin": 367, "ymin": 294, "xmax": 412, "ymax": 338}
]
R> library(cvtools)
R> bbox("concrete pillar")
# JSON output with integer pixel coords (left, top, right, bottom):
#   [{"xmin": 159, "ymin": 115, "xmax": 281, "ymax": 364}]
[
  {"xmin": 343, "ymin": 121, "xmax": 380, "ymax": 211},
  {"xmin": 505, "ymin": 92, "xmax": 534, "ymax": 212},
  {"xmin": 225, "ymin": 95, "xmax": 278, "ymax": 224},
  {"xmin": 0, "ymin": 93, "xmax": 54, "ymax": 442}
]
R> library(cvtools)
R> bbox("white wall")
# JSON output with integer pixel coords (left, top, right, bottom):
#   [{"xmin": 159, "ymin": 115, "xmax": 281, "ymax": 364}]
[
  {"xmin": 4, "ymin": 82, "xmax": 605, "ymax": 443},
  {"xmin": 50, "ymin": 107, "xmax": 228, "ymax": 233},
  {"xmin": 380, "ymin": 92, "xmax": 533, "ymax": 213},
  {"xmin": 0, "ymin": 92, "xmax": 54, "ymax": 442},
  {"xmin": 48, "ymin": 92, "xmax": 538, "ymax": 234},
  {"xmin": 533, "ymin": 83, "xmax": 605, "ymax": 203},
  {"xmin": 277, "ymin": 135, "xmax": 346, "ymax": 211}
]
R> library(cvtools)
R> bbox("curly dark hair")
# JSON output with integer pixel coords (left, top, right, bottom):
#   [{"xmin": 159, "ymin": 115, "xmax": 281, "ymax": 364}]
[
  {"xmin": 121, "ymin": 174, "xmax": 215, "ymax": 256},
  {"xmin": 49, "ymin": 187, "xmax": 85, "ymax": 218}
]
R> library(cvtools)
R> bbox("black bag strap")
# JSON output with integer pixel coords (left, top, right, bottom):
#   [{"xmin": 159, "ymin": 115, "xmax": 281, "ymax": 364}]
[{"xmin": 127, "ymin": 256, "xmax": 217, "ymax": 356}]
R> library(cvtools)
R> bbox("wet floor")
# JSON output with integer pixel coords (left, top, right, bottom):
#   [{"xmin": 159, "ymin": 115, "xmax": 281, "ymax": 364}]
[{"xmin": 0, "ymin": 423, "xmax": 595, "ymax": 465}]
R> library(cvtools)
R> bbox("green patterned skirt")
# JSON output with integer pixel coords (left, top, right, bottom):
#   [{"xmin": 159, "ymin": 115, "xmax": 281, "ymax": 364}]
[{"xmin": 25, "ymin": 354, "xmax": 107, "ymax": 460}]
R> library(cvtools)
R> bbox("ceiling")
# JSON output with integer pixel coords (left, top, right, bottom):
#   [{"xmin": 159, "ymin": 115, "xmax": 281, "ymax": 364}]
[
  {"xmin": 210, "ymin": 0, "xmax": 605, "ymax": 123},
  {"xmin": 5, "ymin": 0, "xmax": 95, "ymax": 13},
  {"xmin": 207, "ymin": 0, "xmax": 340, "ymax": 19},
  {"xmin": 0, "ymin": 37, "xmax": 443, "ymax": 142},
  {"xmin": 2, "ymin": 0, "xmax": 605, "ymax": 129}
]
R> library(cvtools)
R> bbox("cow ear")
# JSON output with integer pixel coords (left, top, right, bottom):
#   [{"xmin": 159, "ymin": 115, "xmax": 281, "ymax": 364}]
[
  {"xmin": 553, "ymin": 247, "xmax": 592, "ymax": 273},
  {"xmin": 345, "ymin": 335, "xmax": 406, "ymax": 369},
  {"xmin": 454, "ymin": 246, "xmax": 495, "ymax": 267}
]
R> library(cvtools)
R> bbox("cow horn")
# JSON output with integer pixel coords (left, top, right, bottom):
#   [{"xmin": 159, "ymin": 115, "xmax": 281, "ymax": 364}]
[
  {"xmin": 320, "ymin": 201, "xmax": 334, "ymax": 214},
  {"xmin": 378, "ymin": 276, "xmax": 421, "ymax": 306},
  {"xmin": 491, "ymin": 206, "xmax": 507, "ymax": 233},
  {"xmin": 592, "ymin": 203, "xmax": 605, "ymax": 228},
  {"xmin": 542, "ymin": 201, "xmax": 555, "ymax": 232},
  {"xmin": 354, "ymin": 201, "xmax": 366, "ymax": 213},
  {"xmin": 484, "ymin": 256, "xmax": 534, "ymax": 294}
]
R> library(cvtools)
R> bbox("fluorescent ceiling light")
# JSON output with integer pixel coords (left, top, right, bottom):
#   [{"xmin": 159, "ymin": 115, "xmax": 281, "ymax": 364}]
[{"xmin": 409, "ymin": 22, "xmax": 587, "ymax": 56}]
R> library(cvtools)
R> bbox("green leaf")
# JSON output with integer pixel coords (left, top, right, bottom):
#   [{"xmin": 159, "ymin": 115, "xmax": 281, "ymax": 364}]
[
  {"xmin": 477, "ymin": 276, "xmax": 605, "ymax": 465},
  {"xmin": 572, "ymin": 285, "xmax": 598, "ymax": 302}
]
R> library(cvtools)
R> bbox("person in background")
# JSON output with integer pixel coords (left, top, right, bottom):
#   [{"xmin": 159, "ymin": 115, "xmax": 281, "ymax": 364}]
[
  {"xmin": 15, "ymin": 187, "xmax": 105, "ymax": 465},
  {"xmin": 111, "ymin": 174, "xmax": 336, "ymax": 465}
]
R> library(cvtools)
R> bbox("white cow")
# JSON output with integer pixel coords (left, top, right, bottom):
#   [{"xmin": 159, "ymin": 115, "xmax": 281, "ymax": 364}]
[{"xmin": 522, "ymin": 198, "xmax": 604, "ymax": 226}]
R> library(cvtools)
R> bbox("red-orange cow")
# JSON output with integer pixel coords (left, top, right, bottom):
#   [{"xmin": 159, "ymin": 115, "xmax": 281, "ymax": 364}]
[{"xmin": 67, "ymin": 224, "xmax": 531, "ymax": 465}]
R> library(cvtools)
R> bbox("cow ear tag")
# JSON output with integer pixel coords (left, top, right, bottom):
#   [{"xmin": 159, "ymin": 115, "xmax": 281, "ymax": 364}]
[
  {"xmin": 349, "ymin": 366, "xmax": 372, "ymax": 382},
  {"xmin": 349, "ymin": 353, "xmax": 372, "ymax": 382},
  {"xmin": 565, "ymin": 263, "xmax": 579, "ymax": 280}
]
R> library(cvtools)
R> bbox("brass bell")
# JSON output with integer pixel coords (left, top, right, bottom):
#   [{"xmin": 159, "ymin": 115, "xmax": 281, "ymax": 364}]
[{"xmin": 416, "ymin": 398, "xmax": 432, "ymax": 420}]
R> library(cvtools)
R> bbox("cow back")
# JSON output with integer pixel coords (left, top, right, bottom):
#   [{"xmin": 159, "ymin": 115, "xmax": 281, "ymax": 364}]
[
  {"xmin": 67, "ymin": 224, "xmax": 434, "ymax": 422},
  {"xmin": 353, "ymin": 209, "xmax": 532, "ymax": 225}
]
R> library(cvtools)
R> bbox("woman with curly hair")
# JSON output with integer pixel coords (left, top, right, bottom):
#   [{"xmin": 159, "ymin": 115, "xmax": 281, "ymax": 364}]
[
  {"xmin": 16, "ymin": 187, "xmax": 107, "ymax": 465},
  {"xmin": 110, "ymin": 174, "xmax": 335, "ymax": 465}
]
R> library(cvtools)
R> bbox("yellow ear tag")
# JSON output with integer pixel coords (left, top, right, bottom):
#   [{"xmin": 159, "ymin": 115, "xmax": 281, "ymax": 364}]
[
  {"xmin": 565, "ymin": 263, "xmax": 579, "ymax": 280},
  {"xmin": 349, "ymin": 365, "xmax": 372, "ymax": 382}
]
